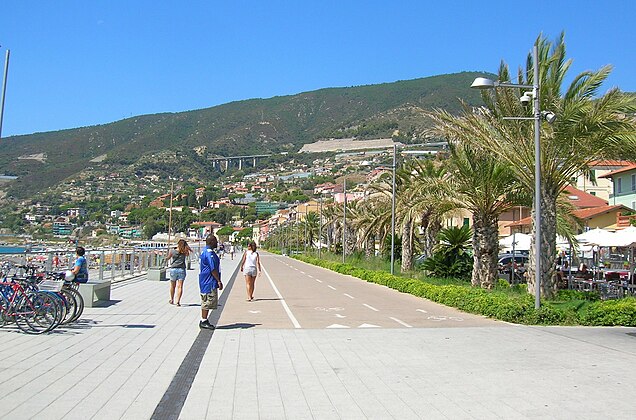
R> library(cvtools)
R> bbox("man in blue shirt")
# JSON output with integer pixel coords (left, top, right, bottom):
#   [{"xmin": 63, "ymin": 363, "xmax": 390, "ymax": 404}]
[
  {"xmin": 198, "ymin": 234, "xmax": 223, "ymax": 329},
  {"xmin": 70, "ymin": 246, "xmax": 89, "ymax": 283}
]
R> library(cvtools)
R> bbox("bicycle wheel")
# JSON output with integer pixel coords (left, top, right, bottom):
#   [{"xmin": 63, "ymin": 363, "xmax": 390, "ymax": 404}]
[
  {"xmin": 0, "ymin": 294, "xmax": 10, "ymax": 327},
  {"xmin": 58, "ymin": 289, "xmax": 77, "ymax": 324},
  {"xmin": 24, "ymin": 292, "xmax": 61, "ymax": 333},
  {"xmin": 66, "ymin": 287, "xmax": 84, "ymax": 323}
]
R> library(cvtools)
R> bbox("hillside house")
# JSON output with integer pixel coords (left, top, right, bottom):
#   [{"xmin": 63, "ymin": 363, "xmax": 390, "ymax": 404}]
[
  {"xmin": 599, "ymin": 163, "xmax": 636, "ymax": 209},
  {"xmin": 575, "ymin": 160, "xmax": 633, "ymax": 201}
]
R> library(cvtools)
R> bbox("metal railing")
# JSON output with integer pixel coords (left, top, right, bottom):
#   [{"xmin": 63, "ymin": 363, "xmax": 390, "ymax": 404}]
[{"xmin": 0, "ymin": 246, "xmax": 171, "ymax": 282}]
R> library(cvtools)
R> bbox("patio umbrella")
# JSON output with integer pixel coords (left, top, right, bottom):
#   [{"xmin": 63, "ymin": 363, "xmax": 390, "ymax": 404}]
[
  {"xmin": 575, "ymin": 228, "xmax": 615, "ymax": 246},
  {"xmin": 499, "ymin": 233, "xmax": 531, "ymax": 252},
  {"xmin": 611, "ymin": 226, "xmax": 636, "ymax": 247}
]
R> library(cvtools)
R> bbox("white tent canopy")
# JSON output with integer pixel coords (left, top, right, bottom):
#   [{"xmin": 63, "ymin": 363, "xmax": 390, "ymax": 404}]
[
  {"xmin": 575, "ymin": 228, "xmax": 616, "ymax": 246},
  {"xmin": 499, "ymin": 233, "xmax": 531, "ymax": 252},
  {"xmin": 608, "ymin": 226, "xmax": 636, "ymax": 247}
]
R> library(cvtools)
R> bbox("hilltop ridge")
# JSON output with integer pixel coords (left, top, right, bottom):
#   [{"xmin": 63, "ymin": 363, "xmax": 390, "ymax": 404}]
[{"xmin": 0, "ymin": 72, "xmax": 487, "ymax": 199}]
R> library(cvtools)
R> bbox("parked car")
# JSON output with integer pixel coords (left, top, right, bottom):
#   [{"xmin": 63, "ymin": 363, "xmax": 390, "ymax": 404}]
[{"xmin": 498, "ymin": 254, "xmax": 529, "ymax": 274}]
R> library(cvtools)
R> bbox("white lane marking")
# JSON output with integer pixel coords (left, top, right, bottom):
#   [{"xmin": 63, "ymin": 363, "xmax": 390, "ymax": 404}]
[
  {"xmin": 390, "ymin": 317, "xmax": 412, "ymax": 328},
  {"xmin": 315, "ymin": 279, "xmax": 323, "ymax": 283},
  {"xmin": 416, "ymin": 309, "xmax": 428, "ymax": 313},
  {"xmin": 363, "ymin": 303, "xmax": 379, "ymax": 312},
  {"xmin": 327, "ymin": 324, "xmax": 350, "ymax": 329},
  {"xmin": 307, "ymin": 274, "xmax": 313, "ymax": 278},
  {"xmin": 299, "ymin": 271, "xmax": 305, "ymax": 274},
  {"xmin": 358, "ymin": 323, "xmax": 380, "ymax": 328},
  {"xmin": 327, "ymin": 285, "xmax": 336, "ymax": 290},
  {"xmin": 343, "ymin": 293, "xmax": 355, "ymax": 299},
  {"xmin": 248, "ymin": 310, "xmax": 261, "ymax": 314},
  {"xmin": 262, "ymin": 265, "xmax": 301, "ymax": 329},
  {"xmin": 335, "ymin": 314, "xmax": 346, "ymax": 318}
]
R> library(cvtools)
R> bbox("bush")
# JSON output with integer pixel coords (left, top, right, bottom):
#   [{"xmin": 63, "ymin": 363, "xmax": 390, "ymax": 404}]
[{"xmin": 579, "ymin": 297, "xmax": 636, "ymax": 326}]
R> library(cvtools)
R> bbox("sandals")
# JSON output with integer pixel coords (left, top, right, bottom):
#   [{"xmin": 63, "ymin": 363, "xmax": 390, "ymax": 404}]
[{"xmin": 169, "ymin": 300, "xmax": 174, "ymax": 305}]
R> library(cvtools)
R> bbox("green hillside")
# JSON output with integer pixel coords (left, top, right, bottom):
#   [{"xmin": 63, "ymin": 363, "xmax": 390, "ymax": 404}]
[{"xmin": 0, "ymin": 72, "xmax": 486, "ymax": 198}]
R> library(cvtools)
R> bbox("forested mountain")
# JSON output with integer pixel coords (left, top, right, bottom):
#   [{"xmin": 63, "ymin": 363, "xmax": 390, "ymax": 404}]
[{"xmin": 0, "ymin": 72, "xmax": 487, "ymax": 198}]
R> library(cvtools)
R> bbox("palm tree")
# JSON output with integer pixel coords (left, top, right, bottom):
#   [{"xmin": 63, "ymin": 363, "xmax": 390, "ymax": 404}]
[
  {"xmin": 302, "ymin": 212, "xmax": 320, "ymax": 249},
  {"xmin": 430, "ymin": 33, "xmax": 636, "ymax": 298},
  {"xmin": 369, "ymin": 158, "xmax": 450, "ymax": 272},
  {"xmin": 439, "ymin": 142, "xmax": 521, "ymax": 288}
]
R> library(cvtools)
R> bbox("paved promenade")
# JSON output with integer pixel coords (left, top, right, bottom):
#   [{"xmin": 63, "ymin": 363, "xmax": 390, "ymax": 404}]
[{"xmin": 1, "ymin": 253, "xmax": 636, "ymax": 419}]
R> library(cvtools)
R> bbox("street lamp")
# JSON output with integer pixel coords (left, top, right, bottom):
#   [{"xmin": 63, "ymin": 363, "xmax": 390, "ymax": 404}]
[
  {"xmin": 343, "ymin": 176, "xmax": 347, "ymax": 263},
  {"xmin": 0, "ymin": 48, "xmax": 9, "ymax": 139},
  {"xmin": 471, "ymin": 44, "xmax": 554, "ymax": 309},
  {"xmin": 390, "ymin": 144, "xmax": 396, "ymax": 275}
]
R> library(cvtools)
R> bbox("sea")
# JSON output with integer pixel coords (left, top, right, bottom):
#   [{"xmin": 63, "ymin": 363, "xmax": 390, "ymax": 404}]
[{"xmin": 0, "ymin": 246, "xmax": 28, "ymax": 254}]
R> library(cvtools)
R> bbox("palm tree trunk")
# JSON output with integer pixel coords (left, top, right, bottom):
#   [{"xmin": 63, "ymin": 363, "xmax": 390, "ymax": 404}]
[
  {"xmin": 365, "ymin": 235, "xmax": 374, "ymax": 257},
  {"xmin": 423, "ymin": 217, "xmax": 441, "ymax": 259},
  {"xmin": 471, "ymin": 213, "xmax": 499, "ymax": 288},
  {"xmin": 401, "ymin": 219, "xmax": 413, "ymax": 272},
  {"xmin": 528, "ymin": 190, "xmax": 558, "ymax": 299}
]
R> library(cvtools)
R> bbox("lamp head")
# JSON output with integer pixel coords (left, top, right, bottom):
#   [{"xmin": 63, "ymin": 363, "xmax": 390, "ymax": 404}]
[
  {"xmin": 470, "ymin": 77, "xmax": 496, "ymax": 89},
  {"xmin": 542, "ymin": 111, "xmax": 557, "ymax": 124}
]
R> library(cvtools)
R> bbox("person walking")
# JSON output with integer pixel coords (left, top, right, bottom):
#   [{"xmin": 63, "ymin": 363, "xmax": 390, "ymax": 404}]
[
  {"xmin": 240, "ymin": 241, "xmax": 261, "ymax": 301},
  {"xmin": 199, "ymin": 234, "xmax": 222, "ymax": 329},
  {"xmin": 168, "ymin": 239, "xmax": 192, "ymax": 306},
  {"xmin": 52, "ymin": 253, "xmax": 60, "ymax": 269}
]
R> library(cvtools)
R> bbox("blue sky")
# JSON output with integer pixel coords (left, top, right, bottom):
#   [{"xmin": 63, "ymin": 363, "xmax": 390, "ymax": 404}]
[{"xmin": 1, "ymin": 0, "xmax": 635, "ymax": 137}]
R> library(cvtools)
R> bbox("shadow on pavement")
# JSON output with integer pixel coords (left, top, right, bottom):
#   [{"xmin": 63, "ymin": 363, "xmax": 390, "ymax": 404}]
[
  {"xmin": 251, "ymin": 298, "xmax": 281, "ymax": 302},
  {"xmin": 92, "ymin": 299, "xmax": 122, "ymax": 308},
  {"xmin": 216, "ymin": 322, "xmax": 261, "ymax": 329}
]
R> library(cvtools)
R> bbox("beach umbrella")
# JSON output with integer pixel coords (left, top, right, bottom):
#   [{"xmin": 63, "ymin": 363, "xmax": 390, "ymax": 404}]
[
  {"xmin": 575, "ymin": 228, "xmax": 615, "ymax": 246},
  {"xmin": 499, "ymin": 233, "xmax": 531, "ymax": 252}
]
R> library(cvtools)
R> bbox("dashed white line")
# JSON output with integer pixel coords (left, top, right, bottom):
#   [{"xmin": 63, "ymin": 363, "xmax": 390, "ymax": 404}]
[
  {"xmin": 307, "ymin": 274, "xmax": 314, "ymax": 278},
  {"xmin": 363, "ymin": 303, "xmax": 379, "ymax": 312},
  {"xmin": 262, "ymin": 265, "xmax": 301, "ymax": 328},
  {"xmin": 315, "ymin": 279, "xmax": 323, "ymax": 283},
  {"xmin": 327, "ymin": 285, "xmax": 336, "ymax": 290},
  {"xmin": 343, "ymin": 293, "xmax": 355, "ymax": 299},
  {"xmin": 390, "ymin": 317, "xmax": 412, "ymax": 328}
]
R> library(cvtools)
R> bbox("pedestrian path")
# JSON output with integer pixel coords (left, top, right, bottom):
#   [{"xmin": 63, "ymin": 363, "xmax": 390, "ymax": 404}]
[
  {"xmin": 0, "ymin": 255, "xmax": 241, "ymax": 420},
  {"xmin": 1, "ymin": 254, "xmax": 636, "ymax": 419}
]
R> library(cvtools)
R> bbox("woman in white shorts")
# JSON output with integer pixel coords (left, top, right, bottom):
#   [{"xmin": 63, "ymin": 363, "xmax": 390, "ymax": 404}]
[{"xmin": 240, "ymin": 241, "xmax": 261, "ymax": 301}]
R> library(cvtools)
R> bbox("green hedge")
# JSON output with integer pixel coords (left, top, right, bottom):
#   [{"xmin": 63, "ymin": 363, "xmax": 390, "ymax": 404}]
[{"xmin": 294, "ymin": 255, "xmax": 636, "ymax": 326}]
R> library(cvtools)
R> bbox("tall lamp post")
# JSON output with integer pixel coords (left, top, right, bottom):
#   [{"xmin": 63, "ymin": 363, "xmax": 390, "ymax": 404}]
[
  {"xmin": 0, "ymin": 49, "xmax": 10, "ymax": 139},
  {"xmin": 390, "ymin": 144, "xmax": 397, "ymax": 275},
  {"xmin": 342, "ymin": 177, "xmax": 347, "ymax": 264},
  {"xmin": 471, "ymin": 43, "xmax": 554, "ymax": 309}
]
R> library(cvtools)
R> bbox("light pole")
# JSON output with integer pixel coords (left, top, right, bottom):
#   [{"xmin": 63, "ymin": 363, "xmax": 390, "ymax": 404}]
[
  {"xmin": 342, "ymin": 177, "xmax": 347, "ymax": 264},
  {"xmin": 318, "ymin": 196, "xmax": 323, "ymax": 259},
  {"xmin": 471, "ymin": 43, "xmax": 554, "ymax": 309},
  {"xmin": 390, "ymin": 144, "xmax": 396, "ymax": 275},
  {"xmin": 0, "ymin": 49, "xmax": 10, "ymax": 139}
]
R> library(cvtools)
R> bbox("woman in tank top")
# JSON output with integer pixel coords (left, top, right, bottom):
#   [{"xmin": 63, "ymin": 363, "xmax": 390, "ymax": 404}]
[
  {"xmin": 168, "ymin": 239, "xmax": 192, "ymax": 306},
  {"xmin": 240, "ymin": 241, "xmax": 262, "ymax": 301}
]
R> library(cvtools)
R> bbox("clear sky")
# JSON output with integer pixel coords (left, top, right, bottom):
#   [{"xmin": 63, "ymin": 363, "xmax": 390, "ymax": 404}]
[{"xmin": 1, "ymin": 0, "xmax": 635, "ymax": 137}]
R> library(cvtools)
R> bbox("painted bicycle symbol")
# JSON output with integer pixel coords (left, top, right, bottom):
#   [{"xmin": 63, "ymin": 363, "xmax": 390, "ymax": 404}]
[
  {"xmin": 314, "ymin": 307, "xmax": 344, "ymax": 312},
  {"xmin": 427, "ymin": 315, "xmax": 464, "ymax": 322}
]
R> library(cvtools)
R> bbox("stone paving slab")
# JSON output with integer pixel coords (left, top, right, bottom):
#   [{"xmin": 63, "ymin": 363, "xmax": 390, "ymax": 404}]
[
  {"xmin": 0, "ymin": 256, "xmax": 240, "ymax": 420},
  {"xmin": 181, "ymin": 326, "xmax": 636, "ymax": 420}
]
